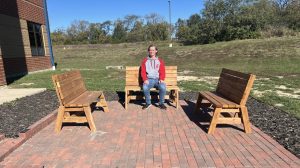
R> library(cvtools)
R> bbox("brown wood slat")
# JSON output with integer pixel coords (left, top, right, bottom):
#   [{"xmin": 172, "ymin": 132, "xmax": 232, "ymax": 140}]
[
  {"xmin": 216, "ymin": 73, "xmax": 249, "ymax": 104},
  {"xmin": 217, "ymin": 92, "xmax": 243, "ymax": 105},
  {"xmin": 62, "ymin": 88, "xmax": 86, "ymax": 105},
  {"xmin": 126, "ymin": 81, "xmax": 142, "ymax": 86},
  {"xmin": 58, "ymin": 75, "xmax": 85, "ymax": 88},
  {"xmin": 206, "ymin": 92, "xmax": 230, "ymax": 108},
  {"xmin": 222, "ymin": 68, "xmax": 251, "ymax": 79},
  {"xmin": 217, "ymin": 118, "xmax": 241, "ymax": 124},
  {"xmin": 216, "ymin": 86, "xmax": 245, "ymax": 104},
  {"xmin": 60, "ymin": 81, "xmax": 86, "ymax": 100},
  {"xmin": 126, "ymin": 66, "xmax": 139, "ymax": 70},
  {"xmin": 165, "ymin": 70, "xmax": 177, "ymax": 74},
  {"xmin": 217, "ymin": 80, "xmax": 247, "ymax": 94},
  {"xmin": 65, "ymin": 91, "xmax": 102, "ymax": 107},
  {"xmin": 126, "ymin": 74, "xmax": 140, "ymax": 78},
  {"xmin": 165, "ymin": 66, "xmax": 177, "ymax": 70},
  {"xmin": 126, "ymin": 72, "xmax": 140, "ymax": 76},
  {"xmin": 63, "ymin": 117, "xmax": 87, "ymax": 123},
  {"xmin": 206, "ymin": 92, "xmax": 240, "ymax": 108},
  {"xmin": 219, "ymin": 73, "xmax": 249, "ymax": 85},
  {"xmin": 200, "ymin": 91, "xmax": 223, "ymax": 108},
  {"xmin": 59, "ymin": 79, "xmax": 86, "ymax": 97}
]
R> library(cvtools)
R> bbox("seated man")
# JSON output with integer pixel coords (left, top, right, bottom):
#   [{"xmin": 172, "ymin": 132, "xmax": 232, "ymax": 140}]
[{"xmin": 141, "ymin": 44, "xmax": 167, "ymax": 110}]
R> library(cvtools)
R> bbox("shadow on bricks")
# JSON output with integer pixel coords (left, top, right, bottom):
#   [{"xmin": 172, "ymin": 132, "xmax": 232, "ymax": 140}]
[{"xmin": 181, "ymin": 100, "xmax": 244, "ymax": 133}]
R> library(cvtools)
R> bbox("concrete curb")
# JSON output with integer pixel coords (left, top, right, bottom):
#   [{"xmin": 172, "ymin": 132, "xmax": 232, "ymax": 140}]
[{"xmin": 0, "ymin": 109, "xmax": 57, "ymax": 161}]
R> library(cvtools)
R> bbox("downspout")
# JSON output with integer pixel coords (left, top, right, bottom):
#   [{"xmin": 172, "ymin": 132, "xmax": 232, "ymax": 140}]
[{"xmin": 43, "ymin": 0, "xmax": 55, "ymax": 70}]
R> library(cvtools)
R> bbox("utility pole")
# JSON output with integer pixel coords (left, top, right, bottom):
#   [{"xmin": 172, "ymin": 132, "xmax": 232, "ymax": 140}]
[{"xmin": 168, "ymin": 0, "xmax": 172, "ymax": 47}]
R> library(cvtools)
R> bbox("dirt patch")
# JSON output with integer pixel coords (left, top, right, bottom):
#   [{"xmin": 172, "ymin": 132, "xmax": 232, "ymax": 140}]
[
  {"xmin": 275, "ymin": 85, "xmax": 289, "ymax": 90},
  {"xmin": 177, "ymin": 76, "xmax": 199, "ymax": 81},
  {"xmin": 276, "ymin": 90, "xmax": 300, "ymax": 99},
  {"xmin": 251, "ymin": 90, "xmax": 272, "ymax": 97},
  {"xmin": 294, "ymin": 89, "xmax": 300, "ymax": 94},
  {"xmin": 179, "ymin": 70, "xmax": 193, "ymax": 74},
  {"xmin": 257, "ymin": 77, "xmax": 270, "ymax": 81}
]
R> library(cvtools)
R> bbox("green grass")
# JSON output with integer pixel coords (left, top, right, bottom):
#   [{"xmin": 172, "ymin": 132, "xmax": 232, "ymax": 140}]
[{"xmin": 9, "ymin": 37, "xmax": 300, "ymax": 118}]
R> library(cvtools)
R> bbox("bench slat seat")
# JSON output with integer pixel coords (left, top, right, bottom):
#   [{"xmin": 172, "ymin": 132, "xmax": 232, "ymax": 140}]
[
  {"xmin": 199, "ymin": 91, "xmax": 240, "ymax": 108},
  {"xmin": 194, "ymin": 68, "xmax": 255, "ymax": 134},
  {"xmin": 65, "ymin": 91, "xmax": 103, "ymax": 107},
  {"xmin": 52, "ymin": 70, "xmax": 109, "ymax": 133},
  {"xmin": 125, "ymin": 66, "xmax": 179, "ymax": 109}
]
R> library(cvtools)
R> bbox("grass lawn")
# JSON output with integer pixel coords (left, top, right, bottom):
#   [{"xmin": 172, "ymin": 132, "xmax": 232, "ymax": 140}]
[{"xmin": 9, "ymin": 36, "xmax": 300, "ymax": 118}]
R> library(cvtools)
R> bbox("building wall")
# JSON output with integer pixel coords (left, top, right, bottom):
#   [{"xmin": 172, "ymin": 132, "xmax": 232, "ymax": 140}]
[
  {"xmin": 17, "ymin": 0, "xmax": 45, "ymax": 24},
  {"xmin": 0, "ymin": 0, "xmax": 52, "ymax": 85},
  {"xmin": 0, "ymin": 48, "xmax": 7, "ymax": 85}
]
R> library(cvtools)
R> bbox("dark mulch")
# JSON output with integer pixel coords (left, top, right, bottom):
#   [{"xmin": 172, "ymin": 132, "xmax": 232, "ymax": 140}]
[
  {"xmin": 0, "ymin": 90, "xmax": 299, "ymax": 158},
  {"xmin": 0, "ymin": 90, "xmax": 59, "ymax": 138}
]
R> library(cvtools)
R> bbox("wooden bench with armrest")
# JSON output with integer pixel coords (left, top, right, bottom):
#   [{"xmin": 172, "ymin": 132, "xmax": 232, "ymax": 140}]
[
  {"xmin": 124, "ymin": 66, "xmax": 179, "ymax": 109},
  {"xmin": 52, "ymin": 70, "xmax": 109, "ymax": 133},
  {"xmin": 194, "ymin": 68, "xmax": 256, "ymax": 134}
]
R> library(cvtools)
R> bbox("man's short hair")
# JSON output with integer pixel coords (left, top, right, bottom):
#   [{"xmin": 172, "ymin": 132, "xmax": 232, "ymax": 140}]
[{"xmin": 148, "ymin": 44, "xmax": 158, "ymax": 51}]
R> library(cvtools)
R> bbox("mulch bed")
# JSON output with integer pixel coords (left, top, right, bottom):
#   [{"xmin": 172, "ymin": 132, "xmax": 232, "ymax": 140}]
[{"xmin": 0, "ymin": 90, "xmax": 299, "ymax": 158}]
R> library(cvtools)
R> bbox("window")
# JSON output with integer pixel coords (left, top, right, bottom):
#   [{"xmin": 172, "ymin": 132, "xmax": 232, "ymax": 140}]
[{"xmin": 27, "ymin": 21, "xmax": 45, "ymax": 56}]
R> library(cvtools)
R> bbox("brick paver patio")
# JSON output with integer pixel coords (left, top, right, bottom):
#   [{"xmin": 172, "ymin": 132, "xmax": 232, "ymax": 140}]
[{"xmin": 1, "ymin": 100, "xmax": 299, "ymax": 167}]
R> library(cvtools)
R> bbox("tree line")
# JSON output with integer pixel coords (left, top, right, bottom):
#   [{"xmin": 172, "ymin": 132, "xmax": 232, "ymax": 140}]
[{"xmin": 51, "ymin": 0, "xmax": 300, "ymax": 45}]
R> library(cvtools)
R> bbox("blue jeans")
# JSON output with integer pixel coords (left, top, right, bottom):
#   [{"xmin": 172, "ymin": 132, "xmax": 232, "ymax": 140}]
[{"xmin": 143, "ymin": 78, "xmax": 166, "ymax": 105}]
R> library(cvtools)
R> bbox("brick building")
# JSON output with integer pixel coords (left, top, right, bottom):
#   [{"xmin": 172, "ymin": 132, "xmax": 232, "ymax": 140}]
[{"xmin": 0, "ymin": 0, "xmax": 53, "ymax": 85}]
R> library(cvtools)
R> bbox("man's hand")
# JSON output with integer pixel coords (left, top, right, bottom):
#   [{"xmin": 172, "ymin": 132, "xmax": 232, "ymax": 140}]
[
  {"xmin": 144, "ymin": 80, "xmax": 149, "ymax": 85},
  {"xmin": 159, "ymin": 80, "xmax": 165, "ymax": 84}
]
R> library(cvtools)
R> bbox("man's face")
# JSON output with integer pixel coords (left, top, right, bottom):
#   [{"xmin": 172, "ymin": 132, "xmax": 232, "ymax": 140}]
[{"xmin": 148, "ymin": 47, "xmax": 157, "ymax": 57}]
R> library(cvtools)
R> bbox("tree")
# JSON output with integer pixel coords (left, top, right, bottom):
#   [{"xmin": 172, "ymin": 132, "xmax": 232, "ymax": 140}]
[
  {"xmin": 66, "ymin": 20, "xmax": 90, "ymax": 44},
  {"xmin": 112, "ymin": 20, "xmax": 127, "ymax": 43},
  {"xmin": 51, "ymin": 28, "xmax": 66, "ymax": 45},
  {"xmin": 123, "ymin": 15, "xmax": 141, "ymax": 32},
  {"xmin": 127, "ymin": 21, "xmax": 145, "ymax": 42}
]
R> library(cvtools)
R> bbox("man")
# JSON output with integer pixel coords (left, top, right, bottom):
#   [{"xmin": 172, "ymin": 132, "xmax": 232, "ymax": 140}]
[{"xmin": 141, "ymin": 44, "xmax": 167, "ymax": 110}]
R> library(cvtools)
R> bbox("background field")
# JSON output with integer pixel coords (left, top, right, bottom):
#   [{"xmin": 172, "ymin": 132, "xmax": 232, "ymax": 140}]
[{"xmin": 9, "ymin": 36, "xmax": 300, "ymax": 118}]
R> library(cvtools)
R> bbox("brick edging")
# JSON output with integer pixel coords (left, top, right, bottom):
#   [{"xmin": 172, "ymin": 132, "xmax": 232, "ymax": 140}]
[
  {"xmin": 0, "ymin": 109, "xmax": 57, "ymax": 161},
  {"xmin": 0, "ymin": 134, "xmax": 4, "ymax": 141}
]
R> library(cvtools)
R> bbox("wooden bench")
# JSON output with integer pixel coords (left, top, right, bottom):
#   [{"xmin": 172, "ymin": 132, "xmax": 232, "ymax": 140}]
[
  {"xmin": 125, "ymin": 66, "xmax": 179, "ymax": 109},
  {"xmin": 52, "ymin": 70, "xmax": 109, "ymax": 133},
  {"xmin": 194, "ymin": 68, "xmax": 256, "ymax": 134}
]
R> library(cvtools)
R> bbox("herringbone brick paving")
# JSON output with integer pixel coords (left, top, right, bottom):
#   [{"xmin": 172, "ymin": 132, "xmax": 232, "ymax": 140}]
[{"xmin": 1, "ymin": 100, "xmax": 299, "ymax": 167}]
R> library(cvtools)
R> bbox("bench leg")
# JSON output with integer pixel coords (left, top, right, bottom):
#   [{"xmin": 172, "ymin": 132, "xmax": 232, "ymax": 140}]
[
  {"xmin": 169, "ymin": 90, "xmax": 175, "ymax": 103},
  {"xmin": 127, "ymin": 90, "xmax": 132, "ymax": 104},
  {"xmin": 175, "ymin": 89, "xmax": 179, "ymax": 109},
  {"xmin": 100, "ymin": 93, "xmax": 109, "ymax": 112},
  {"xmin": 208, "ymin": 107, "xmax": 222, "ymax": 134},
  {"xmin": 240, "ymin": 107, "xmax": 252, "ymax": 133},
  {"xmin": 84, "ymin": 106, "xmax": 96, "ymax": 132},
  {"xmin": 55, "ymin": 106, "xmax": 65, "ymax": 133},
  {"xmin": 194, "ymin": 93, "xmax": 203, "ymax": 113},
  {"xmin": 125, "ymin": 89, "xmax": 128, "ymax": 109}
]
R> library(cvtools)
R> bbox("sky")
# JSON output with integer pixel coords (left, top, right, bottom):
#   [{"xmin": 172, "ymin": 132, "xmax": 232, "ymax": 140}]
[{"xmin": 47, "ymin": 0, "xmax": 204, "ymax": 31}]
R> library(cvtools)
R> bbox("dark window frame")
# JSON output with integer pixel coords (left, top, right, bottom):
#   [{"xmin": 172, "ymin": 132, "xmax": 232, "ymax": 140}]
[{"xmin": 27, "ymin": 21, "xmax": 45, "ymax": 56}]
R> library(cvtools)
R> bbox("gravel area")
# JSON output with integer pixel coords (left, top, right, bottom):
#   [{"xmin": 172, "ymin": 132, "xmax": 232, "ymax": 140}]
[
  {"xmin": 0, "ymin": 90, "xmax": 59, "ymax": 138},
  {"xmin": 0, "ymin": 90, "xmax": 299, "ymax": 158}
]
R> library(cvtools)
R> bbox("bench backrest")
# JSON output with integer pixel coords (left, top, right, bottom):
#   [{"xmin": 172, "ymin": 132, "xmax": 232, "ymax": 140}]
[
  {"xmin": 216, "ymin": 68, "xmax": 255, "ymax": 106},
  {"xmin": 126, "ymin": 66, "xmax": 177, "ymax": 86},
  {"xmin": 52, "ymin": 70, "xmax": 87, "ymax": 106}
]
